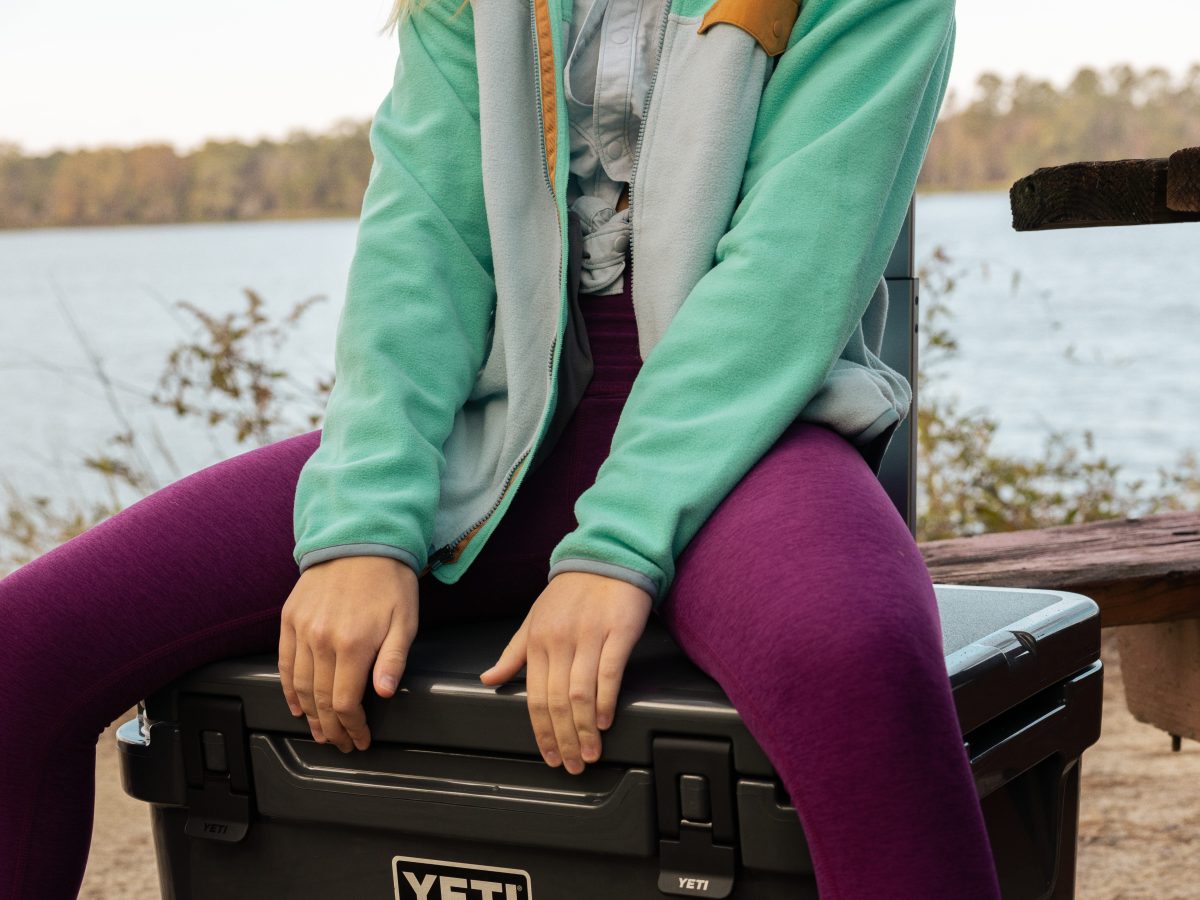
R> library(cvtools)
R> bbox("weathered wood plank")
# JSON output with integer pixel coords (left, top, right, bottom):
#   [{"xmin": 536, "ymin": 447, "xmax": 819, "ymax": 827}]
[
  {"xmin": 1010, "ymin": 156, "xmax": 1200, "ymax": 231},
  {"xmin": 919, "ymin": 510, "xmax": 1200, "ymax": 627}
]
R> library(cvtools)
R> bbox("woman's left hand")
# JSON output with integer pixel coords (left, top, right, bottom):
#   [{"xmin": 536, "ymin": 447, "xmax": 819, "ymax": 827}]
[{"xmin": 479, "ymin": 571, "xmax": 652, "ymax": 774}]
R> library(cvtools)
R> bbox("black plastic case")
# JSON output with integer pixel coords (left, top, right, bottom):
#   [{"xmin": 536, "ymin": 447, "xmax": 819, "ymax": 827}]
[{"xmin": 118, "ymin": 583, "xmax": 1102, "ymax": 899}]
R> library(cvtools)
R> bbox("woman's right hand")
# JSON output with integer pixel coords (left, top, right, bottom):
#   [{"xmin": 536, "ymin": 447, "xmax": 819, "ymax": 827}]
[{"xmin": 278, "ymin": 555, "xmax": 420, "ymax": 753}]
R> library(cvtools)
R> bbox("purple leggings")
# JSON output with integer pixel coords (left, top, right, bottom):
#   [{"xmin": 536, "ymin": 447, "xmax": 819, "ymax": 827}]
[{"xmin": 0, "ymin": 263, "xmax": 1001, "ymax": 899}]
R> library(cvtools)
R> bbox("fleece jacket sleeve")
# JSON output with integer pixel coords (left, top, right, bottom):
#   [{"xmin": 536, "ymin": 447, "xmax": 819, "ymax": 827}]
[
  {"xmin": 547, "ymin": 0, "xmax": 957, "ymax": 608},
  {"xmin": 292, "ymin": 0, "xmax": 494, "ymax": 576}
]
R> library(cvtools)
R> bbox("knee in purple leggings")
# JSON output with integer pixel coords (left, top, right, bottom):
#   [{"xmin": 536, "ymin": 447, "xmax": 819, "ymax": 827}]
[{"xmin": 657, "ymin": 422, "xmax": 1001, "ymax": 899}]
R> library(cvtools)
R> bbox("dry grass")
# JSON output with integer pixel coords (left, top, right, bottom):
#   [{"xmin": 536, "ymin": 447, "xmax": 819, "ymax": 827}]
[{"xmin": 83, "ymin": 635, "xmax": 1200, "ymax": 898}]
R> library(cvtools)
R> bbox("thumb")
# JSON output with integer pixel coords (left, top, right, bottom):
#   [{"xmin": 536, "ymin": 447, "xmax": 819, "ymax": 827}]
[
  {"xmin": 480, "ymin": 622, "xmax": 528, "ymax": 684},
  {"xmin": 373, "ymin": 615, "xmax": 413, "ymax": 699}
]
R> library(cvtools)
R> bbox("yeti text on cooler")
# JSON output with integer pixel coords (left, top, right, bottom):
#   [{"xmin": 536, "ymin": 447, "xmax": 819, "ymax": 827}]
[
  {"xmin": 398, "ymin": 872, "xmax": 522, "ymax": 900},
  {"xmin": 392, "ymin": 856, "xmax": 531, "ymax": 900}
]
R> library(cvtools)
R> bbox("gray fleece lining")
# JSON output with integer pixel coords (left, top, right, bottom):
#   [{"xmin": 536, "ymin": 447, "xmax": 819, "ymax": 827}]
[
  {"xmin": 297, "ymin": 543, "xmax": 421, "ymax": 576},
  {"xmin": 432, "ymin": 0, "xmax": 566, "ymax": 553},
  {"xmin": 547, "ymin": 557, "xmax": 661, "ymax": 602},
  {"xmin": 630, "ymin": 13, "xmax": 768, "ymax": 358}
]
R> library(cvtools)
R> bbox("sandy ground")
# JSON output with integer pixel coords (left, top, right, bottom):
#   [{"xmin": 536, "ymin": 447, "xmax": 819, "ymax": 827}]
[{"xmin": 81, "ymin": 631, "xmax": 1200, "ymax": 899}]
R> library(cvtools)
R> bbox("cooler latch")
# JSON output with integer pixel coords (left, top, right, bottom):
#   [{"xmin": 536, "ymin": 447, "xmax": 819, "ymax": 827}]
[
  {"xmin": 653, "ymin": 735, "xmax": 737, "ymax": 897},
  {"xmin": 178, "ymin": 693, "xmax": 253, "ymax": 842}
]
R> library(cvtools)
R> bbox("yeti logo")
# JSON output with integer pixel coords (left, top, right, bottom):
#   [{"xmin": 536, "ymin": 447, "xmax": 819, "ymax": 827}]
[{"xmin": 392, "ymin": 855, "xmax": 532, "ymax": 900}]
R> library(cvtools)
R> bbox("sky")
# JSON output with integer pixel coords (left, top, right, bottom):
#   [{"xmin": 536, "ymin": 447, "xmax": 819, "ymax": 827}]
[{"xmin": 1, "ymin": 0, "xmax": 1197, "ymax": 155}]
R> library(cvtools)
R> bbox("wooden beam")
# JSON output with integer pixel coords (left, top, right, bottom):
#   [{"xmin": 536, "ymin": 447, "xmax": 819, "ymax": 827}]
[
  {"xmin": 919, "ymin": 510, "xmax": 1200, "ymax": 627},
  {"xmin": 1010, "ymin": 154, "xmax": 1200, "ymax": 231}
]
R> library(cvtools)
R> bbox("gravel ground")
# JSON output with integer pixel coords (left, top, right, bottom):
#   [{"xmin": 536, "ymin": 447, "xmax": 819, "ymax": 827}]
[{"xmin": 80, "ymin": 631, "xmax": 1200, "ymax": 899}]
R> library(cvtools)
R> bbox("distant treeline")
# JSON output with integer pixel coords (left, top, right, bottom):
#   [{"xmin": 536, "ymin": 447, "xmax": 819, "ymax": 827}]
[
  {"xmin": 921, "ymin": 63, "xmax": 1200, "ymax": 191},
  {"xmin": 3, "ymin": 63, "xmax": 1200, "ymax": 229},
  {"xmin": 0, "ymin": 119, "xmax": 373, "ymax": 229}
]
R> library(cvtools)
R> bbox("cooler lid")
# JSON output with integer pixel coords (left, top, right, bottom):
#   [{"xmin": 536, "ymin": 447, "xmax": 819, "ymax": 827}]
[
  {"xmin": 146, "ymin": 584, "xmax": 1098, "ymax": 777},
  {"xmin": 937, "ymin": 584, "xmax": 1099, "ymax": 733}
]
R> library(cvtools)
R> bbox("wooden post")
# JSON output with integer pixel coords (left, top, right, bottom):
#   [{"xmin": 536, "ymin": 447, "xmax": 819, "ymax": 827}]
[{"xmin": 1119, "ymin": 621, "xmax": 1200, "ymax": 745}]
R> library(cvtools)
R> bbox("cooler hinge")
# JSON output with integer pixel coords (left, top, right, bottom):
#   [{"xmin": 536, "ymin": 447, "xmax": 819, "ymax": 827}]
[
  {"xmin": 652, "ymin": 735, "xmax": 737, "ymax": 898},
  {"xmin": 178, "ymin": 693, "xmax": 253, "ymax": 842}
]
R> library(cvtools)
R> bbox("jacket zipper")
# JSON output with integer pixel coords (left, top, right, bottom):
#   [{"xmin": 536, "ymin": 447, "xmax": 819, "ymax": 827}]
[
  {"xmin": 626, "ymin": 0, "xmax": 672, "ymax": 305},
  {"xmin": 427, "ymin": 0, "xmax": 563, "ymax": 571},
  {"xmin": 426, "ymin": 452, "xmax": 528, "ymax": 568}
]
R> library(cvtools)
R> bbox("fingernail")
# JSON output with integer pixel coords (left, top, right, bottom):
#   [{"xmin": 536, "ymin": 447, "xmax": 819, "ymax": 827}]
[
  {"xmin": 582, "ymin": 741, "xmax": 600, "ymax": 762},
  {"xmin": 380, "ymin": 675, "xmax": 397, "ymax": 693},
  {"xmin": 544, "ymin": 749, "xmax": 560, "ymax": 766}
]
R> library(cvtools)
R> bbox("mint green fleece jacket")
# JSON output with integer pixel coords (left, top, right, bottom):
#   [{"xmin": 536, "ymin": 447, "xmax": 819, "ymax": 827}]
[{"xmin": 293, "ymin": 0, "xmax": 956, "ymax": 609}]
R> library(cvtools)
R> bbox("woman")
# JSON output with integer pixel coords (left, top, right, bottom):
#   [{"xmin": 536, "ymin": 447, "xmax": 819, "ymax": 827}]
[{"xmin": 0, "ymin": 0, "xmax": 1001, "ymax": 896}]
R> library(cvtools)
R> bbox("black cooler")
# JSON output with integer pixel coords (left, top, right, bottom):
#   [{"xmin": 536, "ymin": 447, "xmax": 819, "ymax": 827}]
[{"xmin": 118, "ymin": 583, "xmax": 1102, "ymax": 900}]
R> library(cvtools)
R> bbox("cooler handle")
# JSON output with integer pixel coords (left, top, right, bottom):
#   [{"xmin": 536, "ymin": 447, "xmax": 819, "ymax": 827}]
[
  {"xmin": 249, "ymin": 734, "xmax": 658, "ymax": 857},
  {"xmin": 968, "ymin": 660, "xmax": 1103, "ymax": 798}
]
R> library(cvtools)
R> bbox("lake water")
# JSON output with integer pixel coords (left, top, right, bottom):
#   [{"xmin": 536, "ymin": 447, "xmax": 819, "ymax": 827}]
[{"xmin": 2, "ymin": 192, "xmax": 1198, "ymax": 515}]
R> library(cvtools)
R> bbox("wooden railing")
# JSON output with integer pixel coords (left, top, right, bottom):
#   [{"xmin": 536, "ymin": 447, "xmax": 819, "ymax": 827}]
[{"xmin": 920, "ymin": 510, "xmax": 1200, "ymax": 628}]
